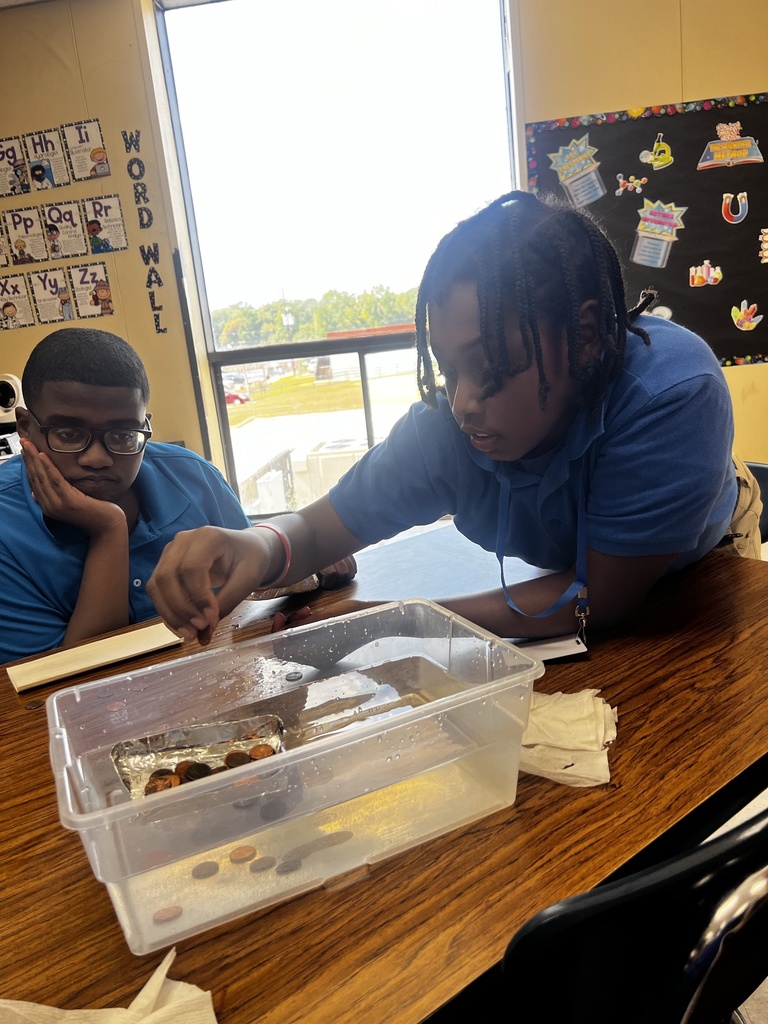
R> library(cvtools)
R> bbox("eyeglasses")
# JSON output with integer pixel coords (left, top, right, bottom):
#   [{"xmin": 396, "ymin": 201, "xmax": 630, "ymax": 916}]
[{"xmin": 25, "ymin": 408, "xmax": 152, "ymax": 455}]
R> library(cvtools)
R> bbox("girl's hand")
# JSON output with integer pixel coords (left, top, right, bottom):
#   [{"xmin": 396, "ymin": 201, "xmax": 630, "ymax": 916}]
[
  {"xmin": 20, "ymin": 439, "xmax": 125, "ymax": 536},
  {"xmin": 148, "ymin": 525, "xmax": 271, "ymax": 642},
  {"xmin": 317, "ymin": 555, "xmax": 358, "ymax": 589}
]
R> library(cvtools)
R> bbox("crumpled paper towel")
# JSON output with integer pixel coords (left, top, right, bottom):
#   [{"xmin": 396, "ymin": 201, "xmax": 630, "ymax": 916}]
[
  {"xmin": 0, "ymin": 949, "xmax": 217, "ymax": 1023},
  {"xmin": 520, "ymin": 688, "xmax": 617, "ymax": 787}
]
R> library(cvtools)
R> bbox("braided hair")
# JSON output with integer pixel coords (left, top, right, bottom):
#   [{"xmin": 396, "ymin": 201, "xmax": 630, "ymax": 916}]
[{"xmin": 415, "ymin": 191, "xmax": 651, "ymax": 416}]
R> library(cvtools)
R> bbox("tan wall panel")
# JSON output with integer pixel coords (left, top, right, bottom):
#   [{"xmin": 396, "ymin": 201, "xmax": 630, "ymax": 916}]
[
  {"xmin": 681, "ymin": 0, "xmax": 768, "ymax": 101},
  {"xmin": 515, "ymin": 0, "xmax": 683, "ymax": 124},
  {"xmin": 723, "ymin": 364, "xmax": 768, "ymax": 464}
]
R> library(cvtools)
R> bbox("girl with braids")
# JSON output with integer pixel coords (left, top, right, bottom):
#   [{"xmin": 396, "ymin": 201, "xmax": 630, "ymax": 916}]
[{"xmin": 148, "ymin": 191, "xmax": 760, "ymax": 645}]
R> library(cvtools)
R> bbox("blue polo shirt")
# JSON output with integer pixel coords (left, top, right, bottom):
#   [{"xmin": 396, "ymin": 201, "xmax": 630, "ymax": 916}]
[
  {"xmin": 0, "ymin": 442, "xmax": 250, "ymax": 663},
  {"xmin": 330, "ymin": 316, "xmax": 736, "ymax": 571}
]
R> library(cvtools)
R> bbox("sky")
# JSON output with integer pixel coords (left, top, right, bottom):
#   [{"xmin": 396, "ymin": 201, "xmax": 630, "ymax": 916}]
[{"xmin": 165, "ymin": 0, "xmax": 513, "ymax": 312}]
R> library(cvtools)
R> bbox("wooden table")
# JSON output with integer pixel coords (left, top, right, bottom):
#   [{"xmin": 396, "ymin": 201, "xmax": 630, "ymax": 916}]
[{"xmin": 2, "ymin": 529, "xmax": 768, "ymax": 1023}]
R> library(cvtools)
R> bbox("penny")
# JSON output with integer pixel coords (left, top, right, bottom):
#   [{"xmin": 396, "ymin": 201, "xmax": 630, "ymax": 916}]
[
  {"xmin": 152, "ymin": 905, "xmax": 183, "ymax": 924},
  {"xmin": 148, "ymin": 768, "xmax": 174, "ymax": 780},
  {"xmin": 224, "ymin": 750, "xmax": 251, "ymax": 769},
  {"xmin": 141, "ymin": 850, "xmax": 172, "ymax": 869},
  {"xmin": 249, "ymin": 856, "xmax": 277, "ymax": 873},
  {"xmin": 248, "ymin": 744, "xmax": 275, "ymax": 760},
  {"xmin": 174, "ymin": 760, "xmax": 196, "ymax": 780},
  {"xmin": 276, "ymin": 858, "xmax": 302, "ymax": 874},
  {"xmin": 184, "ymin": 761, "xmax": 213, "ymax": 781},
  {"xmin": 211, "ymin": 765, "xmax": 228, "ymax": 774},
  {"xmin": 144, "ymin": 774, "xmax": 180, "ymax": 795},
  {"xmin": 229, "ymin": 844, "xmax": 257, "ymax": 864},
  {"xmin": 261, "ymin": 798, "xmax": 288, "ymax": 821},
  {"xmin": 191, "ymin": 860, "xmax": 220, "ymax": 879},
  {"xmin": 285, "ymin": 671, "xmax": 303, "ymax": 682},
  {"xmin": 283, "ymin": 842, "xmax": 315, "ymax": 861},
  {"xmin": 320, "ymin": 830, "xmax": 354, "ymax": 847}
]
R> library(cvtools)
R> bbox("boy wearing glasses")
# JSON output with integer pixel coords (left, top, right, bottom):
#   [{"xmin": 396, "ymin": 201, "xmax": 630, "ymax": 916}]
[{"xmin": 0, "ymin": 327, "xmax": 251, "ymax": 662}]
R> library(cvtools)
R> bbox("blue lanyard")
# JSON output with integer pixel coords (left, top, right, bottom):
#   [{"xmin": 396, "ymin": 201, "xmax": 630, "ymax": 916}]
[{"xmin": 495, "ymin": 463, "xmax": 589, "ymax": 636}]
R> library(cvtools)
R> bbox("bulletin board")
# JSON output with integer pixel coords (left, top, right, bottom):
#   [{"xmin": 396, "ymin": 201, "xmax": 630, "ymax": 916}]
[{"xmin": 526, "ymin": 93, "xmax": 768, "ymax": 365}]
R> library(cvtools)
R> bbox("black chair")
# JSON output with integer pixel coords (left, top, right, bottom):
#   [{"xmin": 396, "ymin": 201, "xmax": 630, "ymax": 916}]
[
  {"xmin": 745, "ymin": 461, "xmax": 768, "ymax": 543},
  {"xmin": 423, "ymin": 806, "xmax": 768, "ymax": 1024}
]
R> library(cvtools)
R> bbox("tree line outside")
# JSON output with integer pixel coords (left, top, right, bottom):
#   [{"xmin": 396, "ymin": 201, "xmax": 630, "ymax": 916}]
[{"xmin": 211, "ymin": 284, "xmax": 418, "ymax": 348}]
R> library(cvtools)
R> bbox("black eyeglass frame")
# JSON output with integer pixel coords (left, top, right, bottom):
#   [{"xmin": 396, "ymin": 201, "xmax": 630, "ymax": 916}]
[{"xmin": 24, "ymin": 407, "xmax": 153, "ymax": 456}]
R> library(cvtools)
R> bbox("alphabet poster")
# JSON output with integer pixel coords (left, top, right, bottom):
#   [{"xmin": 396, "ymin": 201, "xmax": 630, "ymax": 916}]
[
  {"xmin": 526, "ymin": 92, "xmax": 768, "ymax": 363},
  {"xmin": 41, "ymin": 200, "xmax": 88, "ymax": 259},
  {"xmin": 82, "ymin": 194, "xmax": 128, "ymax": 253},
  {"xmin": 23, "ymin": 128, "xmax": 71, "ymax": 189},
  {"xmin": 4, "ymin": 206, "xmax": 47, "ymax": 264},
  {"xmin": 29, "ymin": 267, "xmax": 75, "ymax": 324},
  {"xmin": 62, "ymin": 119, "xmax": 110, "ymax": 182},
  {"xmin": 0, "ymin": 274, "xmax": 35, "ymax": 329},
  {"xmin": 69, "ymin": 262, "xmax": 114, "ymax": 318},
  {"xmin": 0, "ymin": 137, "xmax": 29, "ymax": 197}
]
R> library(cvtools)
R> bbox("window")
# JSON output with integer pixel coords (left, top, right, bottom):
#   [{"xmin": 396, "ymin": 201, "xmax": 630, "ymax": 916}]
[{"xmin": 160, "ymin": 0, "xmax": 514, "ymax": 514}]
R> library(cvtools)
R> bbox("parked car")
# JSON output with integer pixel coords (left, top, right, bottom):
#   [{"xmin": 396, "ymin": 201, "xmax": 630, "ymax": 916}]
[{"xmin": 225, "ymin": 389, "xmax": 249, "ymax": 405}]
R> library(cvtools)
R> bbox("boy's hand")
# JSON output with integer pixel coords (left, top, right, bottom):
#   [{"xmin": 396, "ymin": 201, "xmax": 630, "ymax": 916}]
[{"xmin": 20, "ymin": 439, "xmax": 126, "ymax": 536}]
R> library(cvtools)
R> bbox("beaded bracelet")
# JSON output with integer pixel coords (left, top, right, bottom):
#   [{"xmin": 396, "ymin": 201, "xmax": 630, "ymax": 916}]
[{"xmin": 251, "ymin": 522, "xmax": 292, "ymax": 590}]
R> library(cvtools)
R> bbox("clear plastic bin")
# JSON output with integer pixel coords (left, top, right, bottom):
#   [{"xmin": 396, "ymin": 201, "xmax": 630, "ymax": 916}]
[{"xmin": 47, "ymin": 599, "xmax": 544, "ymax": 954}]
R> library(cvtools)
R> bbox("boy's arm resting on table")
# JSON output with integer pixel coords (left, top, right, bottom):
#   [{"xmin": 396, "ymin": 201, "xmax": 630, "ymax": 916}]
[
  {"xmin": 20, "ymin": 439, "xmax": 131, "ymax": 647},
  {"xmin": 439, "ymin": 547, "xmax": 680, "ymax": 638}
]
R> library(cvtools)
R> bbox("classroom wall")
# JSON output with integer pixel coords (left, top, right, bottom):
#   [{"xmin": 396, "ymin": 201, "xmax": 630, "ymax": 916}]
[
  {"xmin": 510, "ymin": 0, "xmax": 768, "ymax": 461},
  {"xmin": 0, "ymin": 0, "xmax": 226, "ymax": 467},
  {"xmin": 2, "ymin": 0, "xmax": 765, "ymax": 465}
]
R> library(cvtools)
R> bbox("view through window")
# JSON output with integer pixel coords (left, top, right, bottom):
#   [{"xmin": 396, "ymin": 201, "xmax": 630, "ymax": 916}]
[{"xmin": 163, "ymin": 0, "xmax": 513, "ymax": 514}]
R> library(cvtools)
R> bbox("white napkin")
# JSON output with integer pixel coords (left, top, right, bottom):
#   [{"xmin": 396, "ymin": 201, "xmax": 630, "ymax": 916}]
[
  {"xmin": 0, "ymin": 949, "xmax": 217, "ymax": 1023},
  {"xmin": 520, "ymin": 688, "xmax": 617, "ymax": 787}
]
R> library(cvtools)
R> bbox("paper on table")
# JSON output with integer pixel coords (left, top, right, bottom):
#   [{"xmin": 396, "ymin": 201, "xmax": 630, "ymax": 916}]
[
  {"xmin": 520, "ymin": 689, "xmax": 617, "ymax": 787},
  {"xmin": 512, "ymin": 633, "xmax": 587, "ymax": 661},
  {"xmin": 6, "ymin": 622, "xmax": 184, "ymax": 693},
  {"xmin": 0, "ymin": 948, "xmax": 217, "ymax": 1023}
]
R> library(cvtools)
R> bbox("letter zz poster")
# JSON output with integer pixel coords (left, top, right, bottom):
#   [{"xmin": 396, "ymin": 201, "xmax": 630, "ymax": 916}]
[{"xmin": 526, "ymin": 93, "xmax": 768, "ymax": 363}]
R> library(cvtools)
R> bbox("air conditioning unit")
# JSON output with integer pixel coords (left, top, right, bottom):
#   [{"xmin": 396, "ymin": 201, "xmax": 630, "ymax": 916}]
[
  {"xmin": 0, "ymin": 373, "xmax": 23, "ymax": 461},
  {"xmin": 0, "ymin": 373, "xmax": 22, "ymax": 428}
]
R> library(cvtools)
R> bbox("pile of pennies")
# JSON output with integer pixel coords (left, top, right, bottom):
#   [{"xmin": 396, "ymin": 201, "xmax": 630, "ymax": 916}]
[
  {"xmin": 151, "ymin": 829, "xmax": 355, "ymax": 926},
  {"xmin": 144, "ymin": 742, "xmax": 277, "ymax": 795}
]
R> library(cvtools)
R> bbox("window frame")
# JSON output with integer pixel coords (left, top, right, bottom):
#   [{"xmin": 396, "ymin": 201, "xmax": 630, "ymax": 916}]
[{"xmin": 153, "ymin": 0, "xmax": 520, "ymax": 507}]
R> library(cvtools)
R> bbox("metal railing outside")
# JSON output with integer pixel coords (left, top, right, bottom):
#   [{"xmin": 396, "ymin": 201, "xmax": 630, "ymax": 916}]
[{"xmin": 209, "ymin": 329, "xmax": 417, "ymax": 516}]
